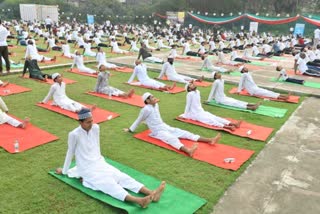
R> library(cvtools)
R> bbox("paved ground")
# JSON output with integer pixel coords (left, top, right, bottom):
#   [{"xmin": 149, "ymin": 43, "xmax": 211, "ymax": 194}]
[{"xmin": 212, "ymin": 96, "xmax": 320, "ymax": 214}]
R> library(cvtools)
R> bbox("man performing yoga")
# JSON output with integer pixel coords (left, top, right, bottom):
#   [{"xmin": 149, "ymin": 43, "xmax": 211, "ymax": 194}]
[
  {"xmin": 41, "ymin": 73, "xmax": 87, "ymax": 112},
  {"xmin": 94, "ymin": 65, "xmax": 135, "ymax": 98},
  {"xmin": 207, "ymin": 72, "xmax": 260, "ymax": 110},
  {"xmin": 124, "ymin": 92, "xmax": 221, "ymax": 156},
  {"xmin": 55, "ymin": 108, "xmax": 165, "ymax": 208},
  {"xmin": 183, "ymin": 81, "xmax": 242, "ymax": 131},
  {"xmin": 0, "ymin": 97, "xmax": 29, "ymax": 128},
  {"xmin": 237, "ymin": 66, "xmax": 290, "ymax": 100},
  {"xmin": 21, "ymin": 56, "xmax": 52, "ymax": 81},
  {"xmin": 157, "ymin": 57, "xmax": 202, "ymax": 84},
  {"xmin": 128, "ymin": 60, "xmax": 175, "ymax": 91}
]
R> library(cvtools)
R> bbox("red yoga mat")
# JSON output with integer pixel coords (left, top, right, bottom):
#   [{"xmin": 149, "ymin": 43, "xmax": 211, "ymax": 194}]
[
  {"xmin": 112, "ymin": 67, "xmax": 133, "ymax": 73},
  {"xmin": 40, "ymin": 59, "xmax": 58, "ymax": 65},
  {"xmin": 86, "ymin": 91, "xmax": 145, "ymax": 107},
  {"xmin": 126, "ymin": 81, "xmax": 185, "ymax": 94},
  {"xmin": 0, "ymin": 116, "xmax": 58, "ymax": 153},
  {"xmin": 134, "ymin": 130, "xmax": 254, "ymax": 171},
  {"xmin": 176, "ymin": 116, "xmax": 274, "ymax": 141},
  {"xmin": 36, "ymin": 101, "xmax": 120, "ymax": 123},
  {"xmin": 245, "ymin": 64, "xmax": 263, "ymax": 71},
  {"xmin": 0, "ymin": 83, "xmax": 32, "ymax": 96},
  {"xmin": 23, "ymin": 76, "xmax": 77, "ymax": 85},
  {"xmin": 229, "ymin": 87, "xmax": 300, "ymax": 103},
  {"xmin": 161, "ymin": 76, "xmax": 211, "ymax": 87},
  {"xmin": 68, "ymin": 68, "xmax": 98, "ymax": 78},
  {"xmin": 175, "ymin": 56, "xmax": 201, "ymax": 62}
]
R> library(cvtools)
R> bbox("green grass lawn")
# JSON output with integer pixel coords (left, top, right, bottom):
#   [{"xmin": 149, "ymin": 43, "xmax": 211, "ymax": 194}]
[{"xmin": 0, "ymin": 63, "xmax": 304, "ymax": 213}]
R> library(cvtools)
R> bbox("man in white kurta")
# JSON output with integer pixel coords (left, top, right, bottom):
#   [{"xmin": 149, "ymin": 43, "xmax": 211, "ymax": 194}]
[
  {"xmin": 56, "ymin": 109, "xmax": 165, "ymax": 208},
  {"xmin": 95, "ymin": 65, "xmax": 134, "ymax": 98},
  {"xmin": 158, "ymin": 57, "xmax": 195, "ymax": 84},
  {"xmin": 182, "ymin": 83, "xmax": 240, "ymax": 131},
  {"xmin": 128, "ymin": 60, "xmax": 174, "ymax": 90},
  {"xmin": 208, "ymin": 72, "xmax": 260, "ymax": 110},
  {"xmin": 96, "ymin": 47, "xmax": 118, "ymax": 69},
  {"xmin": 0, "ymin": 97, "xmax": 28, "ymax": 128},
  {"xmin": 201, "ymin": 55, "xmax": 229, "ymax": 73},
  {"xmin": 125, "ymin": 92, "xmax": 221, "ymax": 156},
  {"xmin": 237, "ymin": 66, "xmax": 289, "ymax": 100},
  {"xmin": 41, "ymin": 73, "xmax": 85, "ymax": 112},
  {"xmin": 71, "ymin": 51, "xmax": 97, "ymax": 74}
]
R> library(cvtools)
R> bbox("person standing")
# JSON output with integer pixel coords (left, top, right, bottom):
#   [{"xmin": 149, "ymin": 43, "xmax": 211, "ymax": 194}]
[
  {"xmin": 45, "ymin": 16, "xmax": 53, "ymax": 33},
  {"xmin": 314, "ymin": 27, "xmax": 320, "ymax": 49},
  {"xmin": 0, "ymin": 20, "xmax": 10, "ymax": 75}
]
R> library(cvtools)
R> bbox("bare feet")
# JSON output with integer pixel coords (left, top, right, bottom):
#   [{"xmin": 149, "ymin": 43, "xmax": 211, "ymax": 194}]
[
  {"xmin": 210, "ymin": 133, "xmax": 221, "ymax": 145},
  {"xmin": 21, "ymin": 117, "xmax": 30, "ymax": 129},
  {"xmin": 169, "ymin": 82, "xmax": 176, "ymax": 90},
  {"xmin": 188, "ymin": 143, "xmax": 198, "ymax": 157},
  {"xmin": 51, "ymin": 56, "xmax": 57, "ymax": 61},
  {"xmin": 235, "ymin": 120, "xmax": 242, "ymax": 128},
  {"xmin": 153, "ymin": 181, "xmax": 166, "ymax": 202},
  {"xmin": 139, "ymin": 195, "xmax": 153, "ymax": 208},
  {"xmin": 128, "ymin": 89, "xmax": 135, "ymax": 98}
]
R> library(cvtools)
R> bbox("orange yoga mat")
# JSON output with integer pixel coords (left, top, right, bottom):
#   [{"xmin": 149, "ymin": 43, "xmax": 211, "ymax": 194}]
[
  {"xmin": 134, "ymin": 130, "xmax": 254, "ymax": 171},
  {"xmin": 0, "ymin": 83, "xmax": 32, "ymax": 96},
  {"xmin": 176, "ymin": 117, "xmax": 273, "ymax": 141},
  {"xmin": 245, "ymin": 64, "xmax": 263, "ymax": 71},
  {"xmin": 161, "ymin": 76, "xmax": 211, "ymax": 87},
  {"xmin": 23, "ymin": 76, "xmax": 77, "ymax": 85},
  {"xmin": 68, "ymin": 68, "xmax": 98, "ymax": 78},
  {"xmin": 39, "ymin": 59, "xmax": 58, "ymax": 65},
  {"xmin": 36, "ymin": 101, "xmax": 120, "ymax": 123},
  {"xmin": 112, "ymin": 67, "xmax": 133, "ymax": 73},
  {"xmin": 175, "ymin": 56, "xmax": 201, "ymax": 62},
  {"xmin": 86, "ymin": 91, "xmax": 144, "ymax": 107},
  {"xmin": 0, "ymin": 116, "xmax": 58, "ymax": 153},
  {"xmin": 126, "ymin": 81, "xmax": 185, "ymax": 94},
  {"xmin": 229, "ymin": 87, "xmax": 300, "ymax": 103}
]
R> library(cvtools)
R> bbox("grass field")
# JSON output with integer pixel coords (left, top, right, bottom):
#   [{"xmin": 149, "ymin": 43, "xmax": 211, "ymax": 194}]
[{"xmin": 0, "ymin": 58, "xmax": 303, "ymax": 213}]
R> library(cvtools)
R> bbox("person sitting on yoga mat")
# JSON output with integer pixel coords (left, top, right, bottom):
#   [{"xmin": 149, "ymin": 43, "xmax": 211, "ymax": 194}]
[
  {"xmin": 237, "ymin": 66, "xmax": 290, "ymax": 100},
  {"xmin": 201, "ymin": 54, "xmax": 231, "ymax": 73},
  {"xmin": 128, "ymin": 60, "xmax": 175, "ymax": 91},
  {"xmin": 40, "ymin": 73, "xmax": 87, "ymax": 112},
  {"xmin": 137, "ymin": 43, "xmax": 164, "ymax": 64},
  {"xmin": 94, "ymin": 65, "xmax": 135, "ymax": 98},
  {"xmin": 71, "ymin": 50, "xmax": 98, "ymax": 74},
  {"xmin": 207, "ymin": 72, "xmax": 260, "ymax": 110},
  {"xmin": 0, "ymin": 97, "xmax": 29, "ymax": 128},
  {"xmin": 276, "ymin": 66, "xmax": 305, "ymax": 85},
  {"xmin": 157, "ymin": 57, "xmax": 202, "ymax": 84},
  {"xmin": 55, "ymin": 108, "xmax": 166, "ymax": 208},
  {"xmin": 182, "ymin": 81, "xmax": 242, "ymax": 131},
  {"xmin": 124, "ymin": 92, "xmax": 221, "ymax": 157},
  {"xmin": 21, "ymin": 56, "xmax": 52, "ymax": 81}
]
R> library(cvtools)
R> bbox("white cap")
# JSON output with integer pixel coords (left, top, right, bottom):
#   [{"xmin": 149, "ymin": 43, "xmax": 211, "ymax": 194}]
[
  {"xmin": 142, "ymin": 92, "xmax": 152, "ymax": 102},
  {"xmin": 211, "ymin": 71, "xmax": 216, "ymax": 78},
  {"xmin": 52, "ymin": 73, "xmax": 60, "ymax": 80},
  {"xmin": 238, "ymin": 65, "xmax": 244, "ymax": 72}
]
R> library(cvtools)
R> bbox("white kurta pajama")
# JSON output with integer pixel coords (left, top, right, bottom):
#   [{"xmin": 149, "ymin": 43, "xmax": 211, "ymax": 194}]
[
  {"xmin": 201, "ymin": 58, "xmax": 228, "ymax": 72},
  {"xmin": 0, "ymin": 97, "xmax": 21, "ymax": 127},
  {"xmin": 128, "ymin": 64, "xmax": 166, "ymax": 88},
  {"xmin": 158, "ymin": 62, "xmax": 194, "ymax": 84},
  {"xmin": 71, "ymin": 55, "xmax": 96, "ymax": 74},
  {"xmin": 208, "ymin": 79, "xmax": 248, "ymax": 108},
  {"xmin": 62, "ymin": 124, "xmax": 143, "ymax": 201},
  {"xmin": 94, "ymin": 72, "xmax": 124, "ymax": 96},
  {"xmin": 238, "ymin": 72, "xmax": 279, "ymax": 98},
  {"xmin": 181, "ymin": 90, "xmax": 231, "ymax": 127},
  {"xmin": 25, "ymin": 45, "xmax": 51, "ymax": 62},
  {"xmin": 96, "ymin": 52, "xmax": 118, "ymax": 69},
  {"xmin": 42, "ymin": 82, "xmax": 84, "ymax": 112},
  {"xmin": 129, "ymin": 103, "xmax": 200, "ymax": 150}
]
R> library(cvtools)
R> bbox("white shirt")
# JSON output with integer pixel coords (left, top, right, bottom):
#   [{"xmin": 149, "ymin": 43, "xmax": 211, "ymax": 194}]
[
  {"xmin": 158, "ymin": 62, "xmax": 177, "ymax": 79},
  {"xmin": 0, "ymin": 25, "xmax": 9, "ymax": 46},
  {"xmin": 207, "ymin": 79, "xmax": 226, "ymax": 102},
  {"xmin": 297, "ymin": 58, "xmax": 308, "ymax": 73},
  {"xmin": 314, "ymin": 28, "xmax": 320, "ymax": 39},
  {"xmin": 237, "ymin": 72, "xmax": 258, "ymax": 94},
  {"xmin": 62, "ymin": 124, "xmax": 102, "ymax": 175}
]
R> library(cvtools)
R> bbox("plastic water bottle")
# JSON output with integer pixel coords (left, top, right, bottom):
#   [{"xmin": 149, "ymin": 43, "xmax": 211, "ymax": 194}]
[
  {"xmin": 224, "ymin": 158, "xmax": 235, "ymax": 163},
  {"xmin": 14, "ymin": 139, "xmax": 20, "ymax": 153}
]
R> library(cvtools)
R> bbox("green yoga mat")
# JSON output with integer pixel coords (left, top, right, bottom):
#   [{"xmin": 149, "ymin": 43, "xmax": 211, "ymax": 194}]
[
  {"xmin": 2, "ymin": 63, "xmax": 24, "ymax": 68},
  {"xmin": 228, "ymin": 71, "xmax": 242, "ymax": 76},
  {"xmin": 49, "ymin": 158, "xmax": 206, "ymax": 214},
  {"xmin": 249, "ymin": 61, "xmax": 271, "ymax": 66},
  {"xmin": 83, "ymin": 53, "xmax": 96, "ymax": 57},
  {"xmin": 271, "ymin": 77, "xmax": 320, "ymax": 89},
  {"xmin": 207, "ymin": 100, "xmax": 287, "ymax": 118},
  {"xmin": 272, "ymin": 56, "xmax": 287, "ymax": 60}
]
